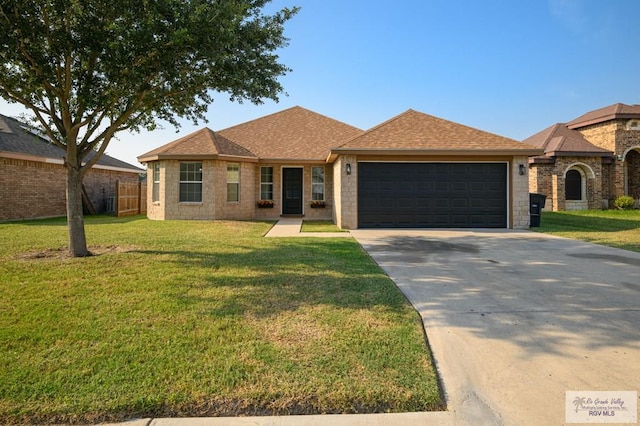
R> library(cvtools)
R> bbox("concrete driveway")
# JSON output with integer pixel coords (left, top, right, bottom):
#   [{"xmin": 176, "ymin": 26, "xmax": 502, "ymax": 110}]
[{"xmin": 351, "ymin": 229, "xmax": 640, "ymax": 425}]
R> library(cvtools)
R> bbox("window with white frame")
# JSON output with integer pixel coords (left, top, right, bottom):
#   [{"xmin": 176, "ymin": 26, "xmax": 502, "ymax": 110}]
[
  {"xmin": 179, "ymin": 162, "xmax": 202, "ymax": 202},
  {"xmin": 152, "ymin": 162, "xmax": 160, "ymax": 202},
  {"xmin": 260, "ymin": 166, "xmax": 273, "ymax": 200},
  {"xmin": 312, "ymin": 166, "xmax": 325, "ymax": 201},
  {"xmin": 227, "ymin": 163, "xmax": 240, "ymax": 202}
]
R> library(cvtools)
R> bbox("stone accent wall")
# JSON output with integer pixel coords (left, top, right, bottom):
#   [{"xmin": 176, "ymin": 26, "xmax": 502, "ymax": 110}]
[
  {"xmin": 577, "ymin": 121, "xmax": 619, "ymax": 152},
  {"xmin": 511, "ymin": 156, "xmax": 530, "ymax": 229},
  {"xmin": 578, "ymin": 119, "xmax": 640, "ymax": 198},
  {"xmin": 551, "ymin": 174, "xmax": 564, "ymax": 211},
  {"xmin": 1, "ymin": 157, "xmax": 139, "ymax": 221},
  {"xmin": 333, "ymin": 155, "xmax": 357, "ymax": 229}
]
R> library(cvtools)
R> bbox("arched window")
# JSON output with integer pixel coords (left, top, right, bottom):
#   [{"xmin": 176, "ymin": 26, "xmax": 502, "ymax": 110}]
[{"xmin": 565, "ymin": 169, "xmax": 582, "ymax": 200}]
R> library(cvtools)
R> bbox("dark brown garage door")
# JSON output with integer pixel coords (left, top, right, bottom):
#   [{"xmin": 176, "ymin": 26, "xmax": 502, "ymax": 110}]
[{"xmin": 358, "ymin": 162, "xmax": 507, "ymax": 228}]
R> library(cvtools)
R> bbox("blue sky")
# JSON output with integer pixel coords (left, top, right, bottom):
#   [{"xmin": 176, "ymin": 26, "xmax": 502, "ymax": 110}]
[{"xmin": 1, "ymin": 0, "xmax": 639, "ymax": 167}]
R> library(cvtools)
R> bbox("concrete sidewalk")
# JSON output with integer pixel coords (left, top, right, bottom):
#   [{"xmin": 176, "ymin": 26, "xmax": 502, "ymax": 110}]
[
  {"xmin": 111, "ymin": 411, "xmax": 453, "ymax": 426},
  {"xmin": 264, "ymin": 218, "xmax": 352, "ymax": 238}
]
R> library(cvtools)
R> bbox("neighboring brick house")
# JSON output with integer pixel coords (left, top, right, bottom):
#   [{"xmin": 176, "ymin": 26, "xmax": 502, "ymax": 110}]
[
  {"xmin": 139, "ymin": 106, "xmax": 541, "ymax": 229},
  {"xmin": 525, "ymin": 103, "xmax": 640, "ymax": 210},
  {"xmin": 0, "ymin": 113, "xmax": 143, "ymax": 221}
]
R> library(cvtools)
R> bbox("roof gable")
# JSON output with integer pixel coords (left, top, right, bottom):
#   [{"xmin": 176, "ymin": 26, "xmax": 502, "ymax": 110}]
[
  {"xmin": 334, "ymin": 109, "xmax": 539, "ymax": 153},
  {"xmin": 523, "ymin": 123, "xmax": 612, "ymax": 157},
  {"xmin": 217, "ymin": 106, "xmax": 363, "ymax": 161},
  {"xmin": 0, "ymin": 113, "xmax": 142, "ymax": 172},
  {"xmin": 138, "ymin": 127, "xmax": 256, "ymax": 161},
  {"xmin": 567, "ymin": 103, "xmax": 640, "ymax": 129}
]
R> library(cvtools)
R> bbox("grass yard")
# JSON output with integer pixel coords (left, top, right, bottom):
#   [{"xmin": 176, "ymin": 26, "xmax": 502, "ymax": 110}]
[
  {"xmin": 534, "ymin": 209, "xmax": 640, "ymax": 252},
  {"xmin": 0, "ymin": 216, "xmax": 443, "ymax": 424}
]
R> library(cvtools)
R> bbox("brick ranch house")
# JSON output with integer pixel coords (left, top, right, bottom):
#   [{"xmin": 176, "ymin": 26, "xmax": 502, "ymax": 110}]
[
  {"xmin": 138, "ymin": 106, "xmax": 542, "ymax": 229},
  {"xmin": 0, "ymin": 113, "xmax": 143, "ymax": 221},
  {"xmin": 525, "ymin": 103, "xmax": 640, "ymax": 210}
]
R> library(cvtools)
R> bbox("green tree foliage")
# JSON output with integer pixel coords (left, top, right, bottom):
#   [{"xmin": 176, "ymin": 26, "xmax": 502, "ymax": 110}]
[{"xmin": 0, "ymin": 0, "xmax": 297, "ymax": 256}]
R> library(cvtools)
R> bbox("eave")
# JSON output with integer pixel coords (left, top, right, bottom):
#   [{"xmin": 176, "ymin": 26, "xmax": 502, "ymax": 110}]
[
  {"xmin": 567, "ymin": 113, "xmax": 640, "ymax": 129},
  {"xmin": 258, "ymin": 158, "xmax": 328, "ymax": 164},
  {"xmin": 327, "ymin": 147, "xmax": 544, "ymax": 162},
  {"xmin": 137, "ymin": 153, "xmax": 258, "ymax": 164},
  {"xmin": 545, "ymin": 151, "xmax": 613, "ymax": 158},
  {"xmin": 1, "ymin": 150, "xmax": 142, "ymax": 174}
]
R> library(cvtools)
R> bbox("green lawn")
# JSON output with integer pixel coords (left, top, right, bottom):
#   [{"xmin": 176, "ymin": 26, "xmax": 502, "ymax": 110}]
[
  {"xmin": 0, "ymin": 216, "xmax": 443, "ymax": 424},
  {"xmin": 534, "ymin": 210, "xmax": 640, "ymax": 252},
  {"xmin": 301, "ymin": 220, "xmax": 347, "ymax": 233}
]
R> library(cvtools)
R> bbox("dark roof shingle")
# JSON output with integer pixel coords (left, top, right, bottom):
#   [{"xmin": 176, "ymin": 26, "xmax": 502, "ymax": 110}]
[{"xmin": 0, "ymin": 113, "xmax": 142, "ymax": 171}]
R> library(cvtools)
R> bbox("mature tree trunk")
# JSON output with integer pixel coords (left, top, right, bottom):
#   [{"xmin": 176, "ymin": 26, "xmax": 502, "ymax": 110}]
[{"xmin": 65, "ymin": 148, "xmax": 89, "ymax": 257}]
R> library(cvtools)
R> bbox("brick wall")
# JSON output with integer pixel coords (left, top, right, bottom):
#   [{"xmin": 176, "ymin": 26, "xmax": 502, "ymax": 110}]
[
  {"xmin": 303, "ymin": 164, "xmax": 333, "ymax": 220},
  {"xmin": 214, "ymin": 160, "xmax": 255, "ymax": 220},
  {"xmin": 161, "ymin": 160, "xmax": 216, "ymax": 220},
  {"xmin": 0, "ymin": 158, "xmax": 66, "ymax": 221},
  {"xmin": 253, "ymin": 163, "xmax": 281, "ymax": 220},
  {"xmin": 529, "ymin": 163, "xmax": 554, "ymax": 210},
  {"xmin": 84, "ymin": 167, "xmax": 139, "ymax": 213},
  {"xmin": 146, "ymin": 161, "xmax": 164, "ymax": 220},
  {"xmin": 578, "ymin": 120, "xmax": 640, "ymax": 198},
  {"xmin": 333, "ymin": 155, "xmax": 357, "ymax": 229},
  {"xmin": 511, "ymin": 156, "xmax": 530, "ymax": 229},
  {"xmin": 146, "ymin": 160, "xmax": 335, "ymax": 222},
  {"xmin": 601, "ymin": 160, "xmax": 614, "ymax": 208},
  {"xmin": 627, "ymin": 149, "xmax": 640, "ymax": 198},
  {"xmin": 1, "ymin": 157, "xmax": 139, "ymax": 221},
  {"xmin": 529, "ymin": 157, "xmax": 607, "ymax": 211}
]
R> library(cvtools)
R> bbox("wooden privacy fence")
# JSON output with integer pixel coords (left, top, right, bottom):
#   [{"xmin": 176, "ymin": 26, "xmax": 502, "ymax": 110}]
[{"xmin": 116, "ymin": 180, "xmax": 147, "ymax": 217}]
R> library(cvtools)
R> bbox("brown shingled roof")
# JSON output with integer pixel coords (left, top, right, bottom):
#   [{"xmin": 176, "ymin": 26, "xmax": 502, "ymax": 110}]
[
  {"xmin": 567, "ymin": 103, "xmax": 640, "ymax": 129},
  {"xmin": 523, "ymin": 123, "xmax": 612, "ymax": 157},
  {"xmin": 331, "ymin": 109, "xmax": 541, "ymax": 157},
  {"xmin": 138, "ymin": 127, "xmax": 256, "ymax": 162},
  {"xmin": 217, "ymin": 106, "xmax": 363, "ymax": 161}
]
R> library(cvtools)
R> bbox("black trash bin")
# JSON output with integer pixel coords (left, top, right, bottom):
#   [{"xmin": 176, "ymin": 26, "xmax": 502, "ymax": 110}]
[{"xmin": 529, "ymin": 193, "xmax": 547, "ymax": 227}]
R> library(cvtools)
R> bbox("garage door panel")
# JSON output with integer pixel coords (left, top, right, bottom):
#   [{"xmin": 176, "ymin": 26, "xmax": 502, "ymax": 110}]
[{"xmin": 358, "ymin": 162, "xmax": 507, "ymax": 228}]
